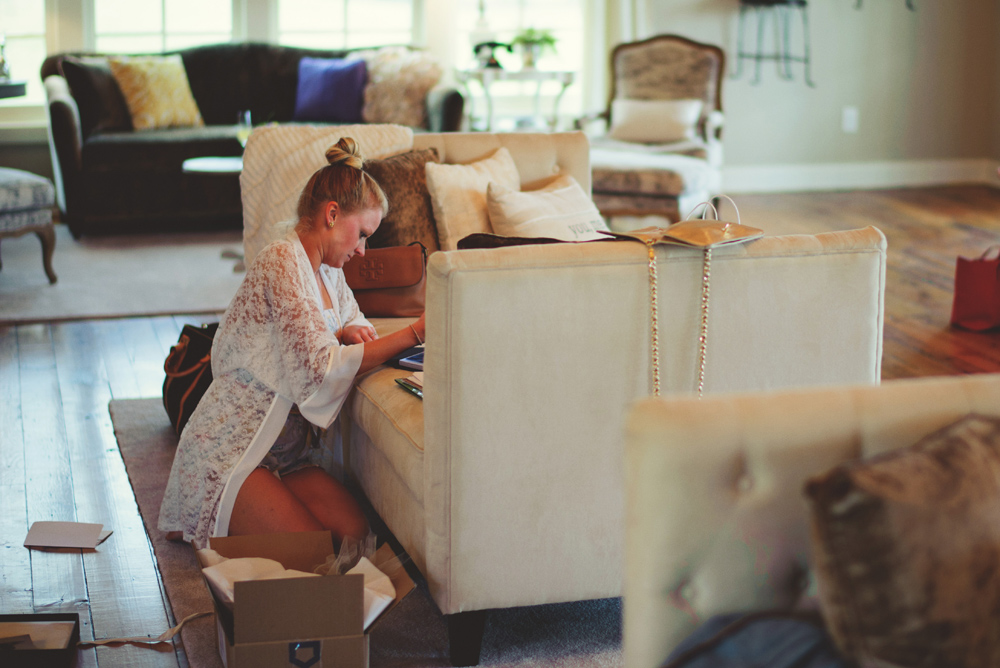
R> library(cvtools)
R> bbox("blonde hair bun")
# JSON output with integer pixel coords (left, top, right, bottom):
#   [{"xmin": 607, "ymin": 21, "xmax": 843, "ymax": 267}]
[{"xmin": 325, "ymin": 137, "xmax": 364, "ymax": 170}]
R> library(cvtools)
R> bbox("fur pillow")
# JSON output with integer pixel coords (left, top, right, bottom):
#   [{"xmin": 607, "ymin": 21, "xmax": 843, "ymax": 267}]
[
  {"xmin": 358, "ymin": 47, "xmax": 442, "ymax": 129},
  {"xmin": 425, "ymin": 147, "xmax": 520, "ymax": 251},
  {"xmin": 804, "ymin": 413, "xmax": 1000, "ymax": 668},
  {"xmin": 364, "ymin": 148, "xmax": 441, "ymax": 252},
  {"xmin": 108, "ymin": 55, "xmax": 204, "ymax": 130}
]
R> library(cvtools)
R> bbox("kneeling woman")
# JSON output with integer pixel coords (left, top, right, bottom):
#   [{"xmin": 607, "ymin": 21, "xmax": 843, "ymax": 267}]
[{"xmin": 158, "ymin": 137, "xmax": 425, "ymax": 548}]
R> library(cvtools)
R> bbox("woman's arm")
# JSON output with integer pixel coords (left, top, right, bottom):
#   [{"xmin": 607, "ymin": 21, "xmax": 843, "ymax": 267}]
[{"xmin": 356, "ymin": 313, "xmax": 426, "ymax": 376}]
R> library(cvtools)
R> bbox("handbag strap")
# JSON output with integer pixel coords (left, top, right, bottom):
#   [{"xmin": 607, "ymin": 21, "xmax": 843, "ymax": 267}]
[{"xmin": 650, "ymin": 194, "xmax": 748, "ymax": 398}]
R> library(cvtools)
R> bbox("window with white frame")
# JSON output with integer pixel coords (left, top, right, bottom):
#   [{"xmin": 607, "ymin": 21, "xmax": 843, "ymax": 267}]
[
  {"xmin": 94, "ymin": 0, "xmax": 232, "ymax": 53},
  {"xmin": 279, "ymin": 0, "xmax": 415, "ymax": 50},
  {"xmin": 453, "ymin": 0, "xmax": 585, "ymax": 130},
  {"xmin": 0, "ymin": 0, "xmax": 47, "ymax": 107}
]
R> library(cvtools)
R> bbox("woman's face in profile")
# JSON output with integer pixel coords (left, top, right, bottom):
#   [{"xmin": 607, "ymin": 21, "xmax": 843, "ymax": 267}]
[{"xmin": 322, "ymin": 205, "xmax": 382, "ymax": 269}]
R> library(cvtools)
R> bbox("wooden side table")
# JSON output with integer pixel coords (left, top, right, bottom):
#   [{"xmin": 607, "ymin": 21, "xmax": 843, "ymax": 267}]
[{"xmin": 456, "ymin": 68, "xmax": 575, "ymax": 131}]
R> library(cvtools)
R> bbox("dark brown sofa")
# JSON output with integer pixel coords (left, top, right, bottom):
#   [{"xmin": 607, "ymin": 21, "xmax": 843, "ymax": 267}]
[{"xmin": 41, "ymin": 42, "xmax": 465, "ymax": 237}]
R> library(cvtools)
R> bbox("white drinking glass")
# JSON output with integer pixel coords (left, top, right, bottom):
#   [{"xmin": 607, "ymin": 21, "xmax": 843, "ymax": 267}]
[{"xmin": 236, "ymin": 110, "xmax": 252, "ymax": 148}]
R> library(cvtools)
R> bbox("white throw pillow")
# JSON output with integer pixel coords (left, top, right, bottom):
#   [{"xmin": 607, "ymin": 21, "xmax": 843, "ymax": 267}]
[
  {"xmin": 487, "ymin": 174, "xmax": 610, "ymax": 242},
  {"xmin": 608, "ymin": 98, "xmax": 704, "ymax": 144},
  {"xmin": 425, "ymin": 147, "xmax": 520, "ymax": 250}
]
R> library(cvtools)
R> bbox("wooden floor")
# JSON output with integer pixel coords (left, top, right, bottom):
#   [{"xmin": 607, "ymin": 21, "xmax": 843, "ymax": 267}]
[{"xmin": 2, "ymin": 186, "xmax": 999, "ymax": 667}]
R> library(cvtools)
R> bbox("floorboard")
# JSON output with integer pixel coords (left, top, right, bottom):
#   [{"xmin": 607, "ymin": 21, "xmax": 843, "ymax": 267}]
[{"xmin": 0, "ymin": 187, "xmax": 998, "ymax": 667}]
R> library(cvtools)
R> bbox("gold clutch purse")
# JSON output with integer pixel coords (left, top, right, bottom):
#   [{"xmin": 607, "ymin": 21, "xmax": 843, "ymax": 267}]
[{"xmin": 612, "ymin": 196, "xmax": 763, "ymax": 397}]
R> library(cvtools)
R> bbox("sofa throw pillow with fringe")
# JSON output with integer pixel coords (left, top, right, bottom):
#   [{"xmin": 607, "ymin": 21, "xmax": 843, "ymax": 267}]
[
  {"xmin": 804, "ymin": 413, "xmax": 1000, "ymax": 668},
  {"xmin": 108, "ymin": 55, "xmax": 204, "ymax": 130},
  {"xmin": 487, "ymin": 174, "xmax": 609, "ymax": 242},
  {"xmin": 425, "ymin": 147, "xmax": 519, "ymax": 251}
]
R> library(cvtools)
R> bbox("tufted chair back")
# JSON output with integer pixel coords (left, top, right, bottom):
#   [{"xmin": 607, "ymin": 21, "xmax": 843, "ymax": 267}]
[
  {"xmin": 623, "ymin": 372, "xmax": 1000, "ymax": 668},
  {"xmin": 608, "ymin": 34, "xmax": 725, "ymax": 141}
]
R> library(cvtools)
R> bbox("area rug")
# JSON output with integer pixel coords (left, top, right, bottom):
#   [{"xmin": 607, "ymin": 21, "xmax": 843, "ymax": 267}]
[
  {"xmin": 0, "ymin": 225, "xmax": 245, "ymax": 325},
  {"xmin": 109, "ymin": 398, "xmax": 623, "ymax": 668}
]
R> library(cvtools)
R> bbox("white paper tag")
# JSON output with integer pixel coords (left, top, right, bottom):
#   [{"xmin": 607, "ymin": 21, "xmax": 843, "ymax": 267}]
[{"xmin": 24, "ymin": 521, "xmax": 111, "ymax": 549}]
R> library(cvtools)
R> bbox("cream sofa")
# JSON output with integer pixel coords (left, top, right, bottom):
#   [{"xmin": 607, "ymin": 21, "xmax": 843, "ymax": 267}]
[
  {"xmin": 623, "ymin": 373, "xmax": 1000, "ymax": 668},
  {"xmin": 241, "ymin": 125, "xmax": 887, "ymax": 665}
]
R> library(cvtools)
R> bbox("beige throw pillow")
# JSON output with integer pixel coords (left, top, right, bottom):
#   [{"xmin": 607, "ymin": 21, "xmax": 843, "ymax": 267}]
[
  {"xmin": 108, "ymin": 55, "xmax": 204, "ymax": 130},
  {"xmin": 608, "ymin": 98, "xmax": 703, "ymax": 144},
  {"xmin": 425, "ymin": 147, "xmax": 520, "ymax": 251},
  {"xmin": 487, "ymin": 175, "xmax": 609, "ymax": 242}
]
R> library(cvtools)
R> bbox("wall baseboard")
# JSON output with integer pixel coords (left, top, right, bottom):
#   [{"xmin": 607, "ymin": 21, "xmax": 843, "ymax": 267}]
[{"xmin": 722, "ymin": 159, "xmax": 1000, "ymax": 193}]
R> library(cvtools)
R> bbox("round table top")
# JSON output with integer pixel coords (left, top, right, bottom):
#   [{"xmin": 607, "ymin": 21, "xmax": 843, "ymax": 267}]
[{"xmin": 182, "ymin": 156, "xmax": 243, "ymax": 174}]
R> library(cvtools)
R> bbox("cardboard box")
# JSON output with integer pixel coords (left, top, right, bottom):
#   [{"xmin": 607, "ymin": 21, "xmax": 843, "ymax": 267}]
[
  {"xmin": 0, "ymin": 613, "xmax": 80, "ymax": 668},
  {"xmin": 198, "ymin": 531, "xmax": 414, "ymax": 668}
]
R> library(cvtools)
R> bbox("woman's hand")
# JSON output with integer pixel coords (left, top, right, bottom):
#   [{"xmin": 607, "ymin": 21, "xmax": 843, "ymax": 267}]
[{"xmin": 341, "ymin": 324, "xmax": 378, "ymax": 344}]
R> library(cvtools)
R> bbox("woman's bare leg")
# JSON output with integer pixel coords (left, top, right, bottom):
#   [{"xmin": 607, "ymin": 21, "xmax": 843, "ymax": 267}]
[
  {"xmin": 228, "ymin": 468, "xmax": 324, "ymax": 536},
  {"xmin": 282, "ymin": 467, "xmax": 370, "ymax": 543}
]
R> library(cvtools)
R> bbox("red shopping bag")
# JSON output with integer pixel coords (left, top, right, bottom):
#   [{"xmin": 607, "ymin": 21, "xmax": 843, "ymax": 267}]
[{"xmin": 950, "ymin": 246, "xmax": 1000, "ymax": 331}]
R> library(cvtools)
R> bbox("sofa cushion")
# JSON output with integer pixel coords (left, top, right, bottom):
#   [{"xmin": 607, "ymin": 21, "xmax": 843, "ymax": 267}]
[
  {"xmin": 351, "ymin": 365, "xmax": 425, "ymax": 505},
  {"xmin": 425, "ymin": 146, "xmax": 520, "ymax": 250},
  {"xmin": 804, "ymin": 413, "xmax": 1000, "ymax": 668},
  {"xmin": 293, "ymin": 57, "xmax": 367, "ymax": 123},
  {"xmin": 359, "ymin": 47, "xmax": 442, "ymax": 129},
  {"xmin": 109, "ymin": 55, "xmax": 205, "ymax": 130},
  {"xmin": 82, "ymin": 126, "xmax": 242, "ymax": 171},
  {"xmin": 59, "ymin": 56, "xmax": 133, "ymax": 137},
  {"xmin": 487, "ymin": 174, "xmax": 609, "ymax": 242},
  {"xmin": 364, "ymin": 148, "xmax": 440, "ymax": 252}
]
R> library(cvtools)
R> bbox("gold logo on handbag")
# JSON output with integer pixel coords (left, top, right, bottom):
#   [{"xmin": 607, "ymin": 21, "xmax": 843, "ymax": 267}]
[{"xmin": 612, "ymin": 195, "xmax": 762, "ymax": 398}]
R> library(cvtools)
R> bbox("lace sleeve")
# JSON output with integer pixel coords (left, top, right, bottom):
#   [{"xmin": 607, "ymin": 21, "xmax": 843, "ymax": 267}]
[{"xmin": 214, "ymin": 241, "xmax": 361, "ymax": 415}]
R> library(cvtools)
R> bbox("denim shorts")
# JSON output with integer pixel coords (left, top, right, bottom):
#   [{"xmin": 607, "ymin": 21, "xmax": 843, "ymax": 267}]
[{"xmin": 258, "ymin": 407, "xmax": 318, "ymax": 478}]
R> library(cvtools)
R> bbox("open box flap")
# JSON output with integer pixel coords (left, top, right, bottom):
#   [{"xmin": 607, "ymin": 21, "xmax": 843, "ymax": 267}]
[
  {"xmin": 232, "ymin": 574, "xmax": 364, "ymax": 645},
  {"xmin": 209, "ymin": 531, "xmax": 335, "ymax": 574},
  {"xmin": 368, "ymin": 543, "xmax": 416, "ymax": 629}
]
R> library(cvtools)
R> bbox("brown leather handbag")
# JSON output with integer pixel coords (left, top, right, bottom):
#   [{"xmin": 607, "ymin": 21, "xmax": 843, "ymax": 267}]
[
  {"xmin": 343, "ymin": 242, "xmax": 427, "ymax": 317},
  {"xmin": 162, "ymin": 322, "xmax": 218, "ymax": 436}
]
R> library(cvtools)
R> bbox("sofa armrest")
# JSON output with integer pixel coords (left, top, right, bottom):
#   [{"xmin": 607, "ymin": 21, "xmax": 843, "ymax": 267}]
[
  {"xmin": 419, "ymin": 228, "xmax": 886, "ymax": 614},
  {"xmin": 44, "ymin": 75, "xmax": 83, "ymax": 232},
  {"xmin": 425, "ymin": 85, "xmax": 465, "ymax": 133}
]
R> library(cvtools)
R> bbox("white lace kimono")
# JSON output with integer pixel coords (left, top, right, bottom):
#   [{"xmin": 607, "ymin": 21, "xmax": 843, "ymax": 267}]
[{"xmin": 158, "ymin": 234, "xmax": 370, "ymax": 547}]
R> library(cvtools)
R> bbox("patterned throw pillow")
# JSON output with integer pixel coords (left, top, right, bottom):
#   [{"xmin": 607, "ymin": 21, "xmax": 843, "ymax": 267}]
[
  {"xmin": 363, "ymin": 148, "xmax": 441, "ymax": 252},
  {"xmin": 359, "ymin": 47, "xmax": 442, "ymax": 129},
  {"xmin": 425, "ymin": 147, "xmax": 520, "ymax": 251},
  {"xmin": 487, "ymin": 174, "xmax": 610, "ymax": 242},
  {"xmin": 804, "ymin": 414, "xmax": 1000, "ymax": 668},
  {"xmin": 108, "ymin": 55, "xmax": 204, "ymax": 130}
]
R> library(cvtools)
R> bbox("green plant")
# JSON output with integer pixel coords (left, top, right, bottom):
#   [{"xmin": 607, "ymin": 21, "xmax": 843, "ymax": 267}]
[{"xmin": 511, "ymin": 27, "xmax": 557, "ymax": 54}]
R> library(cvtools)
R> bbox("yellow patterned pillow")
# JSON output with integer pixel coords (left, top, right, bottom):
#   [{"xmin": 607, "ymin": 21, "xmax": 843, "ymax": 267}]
[{"xmin": 108, "ymin": 55, "xmax": 204, "ymax": 130}]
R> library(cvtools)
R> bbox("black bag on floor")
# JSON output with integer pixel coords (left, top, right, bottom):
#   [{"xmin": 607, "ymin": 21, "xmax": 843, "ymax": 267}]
[{"xmin": 163, "ymin": 322, "xmax": 218, "ymax": 436}]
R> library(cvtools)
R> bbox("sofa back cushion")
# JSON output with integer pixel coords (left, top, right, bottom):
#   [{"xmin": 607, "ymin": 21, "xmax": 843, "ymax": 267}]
[
  {"xmin": 59, "ymin": 56, "xmax": 133, "ymax": 137},
  {"xmin": 178, "ymin": 43, "xmax": 355, "ymax": 126}
]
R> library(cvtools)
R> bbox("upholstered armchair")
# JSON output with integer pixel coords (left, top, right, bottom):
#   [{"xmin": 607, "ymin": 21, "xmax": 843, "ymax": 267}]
[
  {"xmin": 579, "ymin": 34, "xmax": 725, "ymax": 222},
  {"xmin": 624, "ymin": 373, "xmax": 1000, "ymax": 668}
]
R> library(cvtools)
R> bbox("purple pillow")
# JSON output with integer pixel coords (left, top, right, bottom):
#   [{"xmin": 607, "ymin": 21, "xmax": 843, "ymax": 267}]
[{"xmin": 292, "ymin": 57, "xmax": 367, "ymax": 123}]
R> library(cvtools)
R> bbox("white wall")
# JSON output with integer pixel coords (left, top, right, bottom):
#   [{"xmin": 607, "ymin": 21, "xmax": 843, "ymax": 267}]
[{"xmin": 638, "ymin": 0, "xmax": 999, "ymax": 190}]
